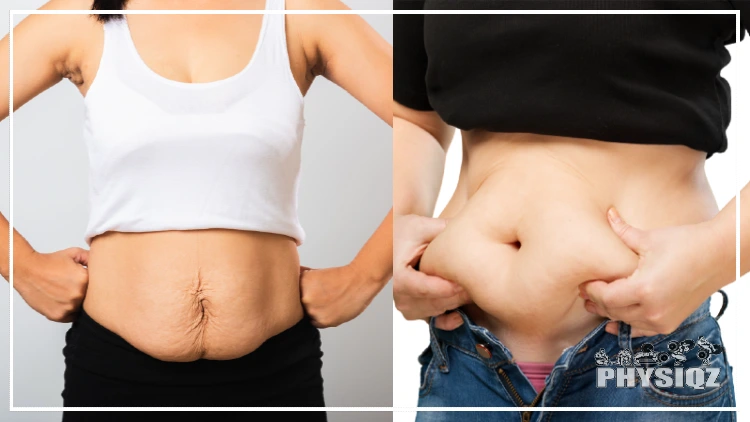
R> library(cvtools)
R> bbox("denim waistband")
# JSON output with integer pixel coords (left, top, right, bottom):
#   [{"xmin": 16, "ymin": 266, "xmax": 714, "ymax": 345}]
[{"xmin": 427, "ymin": 296, "xmax": 715, "ymax": 374}]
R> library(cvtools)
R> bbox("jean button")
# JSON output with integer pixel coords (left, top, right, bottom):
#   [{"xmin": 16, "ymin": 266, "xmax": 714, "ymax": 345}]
[{"xmin": 476, "ymin": 343, "xmax": 492, "ymax": 359}]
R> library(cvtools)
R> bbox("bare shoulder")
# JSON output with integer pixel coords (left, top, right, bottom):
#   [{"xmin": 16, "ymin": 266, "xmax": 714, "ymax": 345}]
[
  {"xmin": 11, "ymin": 0, "xmax": 104, "ymax": 83},
  {"xmin": 285, "ymin": 0, "xmax": 355, "ymax": 35},
  {"xmin": 284, "ymin": 0, "xmax": 365, "ymax": 61},
  {"xmin": 40, "ymin": 0, "xmax": 96, "ymax": 10},
  {"xmin": 283, "ymin": 0, "xmax": 351, "ymax": 75},
  {"xmin": 285, "ymin": 0, "xmax": 350, "ymax": 11},
  {"xmin": 34, "ymin": 0, "xmax": 102, "ymax": 25},
  {"xmin": 17, "ymin": 0, "xmax": 102, "ymax": 49},
  {"xmin": 40, "ymin": 0, "xmax": 102, "ymax": 28}
]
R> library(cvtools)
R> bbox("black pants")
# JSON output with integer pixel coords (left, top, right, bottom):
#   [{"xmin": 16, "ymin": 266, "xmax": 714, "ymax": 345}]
[{"xmin": 61, "ymin": 309, "xmax": 326, "ymax": 422}]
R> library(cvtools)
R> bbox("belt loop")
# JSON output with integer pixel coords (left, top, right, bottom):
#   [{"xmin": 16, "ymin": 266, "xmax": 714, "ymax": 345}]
[
  {"xmin": 714, "ymin": 290, "xmax": 729, "ymax": 320},
  {"xmin": 617, "ymin": 321, "xmax": 632, "ymax": 351}
]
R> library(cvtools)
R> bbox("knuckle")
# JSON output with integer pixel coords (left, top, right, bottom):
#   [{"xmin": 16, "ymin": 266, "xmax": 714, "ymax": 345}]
[
  {"xmin": 645, "ymin": 309, "xmax": 662, "ymax": 324},
  {"xmin": 415, "ymin": 283, "xmax": 430, "ymax": 297},
  {"xmin": 47, "ymin": 309, "xmax": 66, "ymax": 322},
  {"xmin": 72, "ymin": 284, "xmax": 87, "ymax": 299},
  {"xmin": 62, "ymin": 302, "xmax": 76, "ymax": 314},
  {"xmin": 402, "ymin": 310, "xmax": 419, "ymax": 321},
  {"xmin": 317, "ymin": 316, "xmax": 335, "ymax": 328},
  {"xmin": 392, "ymin": 279, "xmax": 406, "ymax": 294},
  {"xmin": 393, "ymin": 300, "xmax": 408, "ymax": 313},
  {"xmin": 427, "ymin": 299, "xmax": 442, "ymax": 314},
  {"xmin": 431, "ymin": 301, "xmax": 448, "ymax": 316}
]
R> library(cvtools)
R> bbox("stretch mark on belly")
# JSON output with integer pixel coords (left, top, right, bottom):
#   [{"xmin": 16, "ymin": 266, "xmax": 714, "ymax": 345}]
[{"xmin": 188, "ymin": 266, "xmax": 210, "ymax": 359}]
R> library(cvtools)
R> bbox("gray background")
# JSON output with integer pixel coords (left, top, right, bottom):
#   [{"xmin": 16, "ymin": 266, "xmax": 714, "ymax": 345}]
[{"xmin": 0, "ymin": 1, "xmax": 393, "ymax": 421}]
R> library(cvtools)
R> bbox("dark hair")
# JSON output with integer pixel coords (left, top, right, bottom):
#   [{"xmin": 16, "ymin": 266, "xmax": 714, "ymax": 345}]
[{"xmin": 91, "ymin": 0, "xmax": 128, "ymax": 23}]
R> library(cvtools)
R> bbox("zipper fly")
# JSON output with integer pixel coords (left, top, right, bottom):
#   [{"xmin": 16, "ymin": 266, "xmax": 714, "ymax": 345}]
[{"xmin": 497, "ymin": 367, "xmax": 546, "ymax": 422}]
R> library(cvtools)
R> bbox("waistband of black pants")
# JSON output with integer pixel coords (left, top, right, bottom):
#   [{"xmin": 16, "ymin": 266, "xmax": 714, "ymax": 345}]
[{"xmin": 64, "ymin": 307, "xmax": 323, "ymax": 386}]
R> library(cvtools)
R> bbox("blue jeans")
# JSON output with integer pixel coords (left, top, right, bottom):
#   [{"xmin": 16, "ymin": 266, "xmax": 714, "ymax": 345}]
[{"xmin": 416, "ymin": 296, "xmax": 735, "ymax": 422}]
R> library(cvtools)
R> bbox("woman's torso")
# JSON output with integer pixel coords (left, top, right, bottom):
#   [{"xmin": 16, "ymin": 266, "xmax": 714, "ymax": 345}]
[
  {"xmin": 419, "ymin": 131, "xmax": 718, "ymax": 362},
  {"xmin": 67, "ymin": 0, "xmax": 317, "ymax": 361},
  {"xmin": 396, "ymin": 6, "xmax": 737, "ymax": 363}
]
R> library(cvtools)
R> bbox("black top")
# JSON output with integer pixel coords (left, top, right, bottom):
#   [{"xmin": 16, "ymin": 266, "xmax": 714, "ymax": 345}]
[{"xmin": 394, "ymin": 0, "xmax": 749, "ymax": 157}]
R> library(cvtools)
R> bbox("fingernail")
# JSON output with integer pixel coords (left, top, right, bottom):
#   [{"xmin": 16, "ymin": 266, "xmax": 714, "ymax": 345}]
[{"xmin": 608, "ymin": 207, "xmax": 622, "ymax": 224}]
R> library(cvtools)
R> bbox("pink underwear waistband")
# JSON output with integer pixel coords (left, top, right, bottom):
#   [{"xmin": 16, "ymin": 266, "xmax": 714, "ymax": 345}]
[{"xmin": 517, "ymin": 361, "xmax": 555, "ymax": 393}]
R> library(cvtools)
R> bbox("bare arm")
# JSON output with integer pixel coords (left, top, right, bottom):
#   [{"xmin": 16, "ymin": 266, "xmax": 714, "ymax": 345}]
[
  {"xmin": 0, "ymin": 0, "xmax": 94, "ymax": 280},
  {"xmin": 581, "ymin": 174, "xmax": 744, "ymax": 337},
  {"xmin": 392, "ymin": 101, "xmax": 471, "ymax": 327},
  {"xmin": 291, "ymin": 1, "xmax": 393, "ymax": 327},
  {"xmin": 393, "ymin": 101, "xmax": 454, "ymax": 217},
  {"xmin": 312, "ymin": 0, "xmax": 393, "ymax": 284},
  {"xmin": 1, "ymin": 0, "xmax": 95, "ymax": 323}
]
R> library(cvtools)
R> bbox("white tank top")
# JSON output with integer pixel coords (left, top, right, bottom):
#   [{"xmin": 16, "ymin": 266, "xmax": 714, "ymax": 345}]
[{"xmin": 82, "ymin": 0, "xmax": 306, "ymax": 246}]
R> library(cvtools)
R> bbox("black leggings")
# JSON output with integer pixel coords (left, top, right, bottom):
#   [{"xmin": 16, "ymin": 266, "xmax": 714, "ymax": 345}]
[{"xmin": 61, "ymin": 309, "xmax": 326, "ymax": 422}]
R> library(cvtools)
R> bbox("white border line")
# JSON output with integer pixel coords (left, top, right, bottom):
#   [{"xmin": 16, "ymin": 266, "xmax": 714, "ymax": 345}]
[
  {"xmin": 8, "ymin": 8, "xmax": 743, "ymax": 414},
  {"xmin": 8, "ymin": 8, "xmax": 13, "ymax": 416},
  {"xmin": 8, "ymin": 9, "xmax": 745, "ymax": 15},
  {"xmin": 13, "ymin": 9, "xmax": 390, "ymax": 15},
  {"xmin": 7, "ymin": 407, "xmax": 741, "ymax": 412}
]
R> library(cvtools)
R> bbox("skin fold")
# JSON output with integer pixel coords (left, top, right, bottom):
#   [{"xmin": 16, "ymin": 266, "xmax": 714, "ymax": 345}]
[
  {"xmin": 393, "ymin": 100, "xmax": 741, "ymax": 364},
  {"xmin": 0, "ymin": 0, "xmax": 393, "ymax": 362}
]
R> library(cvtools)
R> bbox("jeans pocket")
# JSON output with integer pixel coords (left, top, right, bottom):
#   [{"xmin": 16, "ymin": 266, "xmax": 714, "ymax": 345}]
[
  {"xmin": 643, "ymin": 318, "xmax": 733, "ymax": 407},
  {"xmin": 418, "ymin": 344, "xmax": 438, "ymax": 397}
]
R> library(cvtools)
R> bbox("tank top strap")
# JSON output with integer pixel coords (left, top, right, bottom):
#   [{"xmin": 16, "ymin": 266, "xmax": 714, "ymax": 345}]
[
  {"xmin": 87, "ymin": 17, "xmax": 130, "ymax": 92},
  {"xmin": 260, "ymin": 0, "xmax": 293, "ymax": 67},
  {"xmin": 101, "ymin": 15, "xmax": 130, "ymax": 52},
  {"xmin": 265, "ymin": 0, "xmax": 286, "ymax": 13}
]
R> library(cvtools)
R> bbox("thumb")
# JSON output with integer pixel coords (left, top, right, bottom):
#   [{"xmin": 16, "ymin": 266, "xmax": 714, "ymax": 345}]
[
  {"xmin": 607, "ymin": 208, "xmax": 645, "ymax": 254},
  {"xmin": 412, "ymin": 216, "xmax": 449, "ymax": 244},
  {"xmin": 65, "ymin": 247, "xmax": 89, "ymax": 267}
]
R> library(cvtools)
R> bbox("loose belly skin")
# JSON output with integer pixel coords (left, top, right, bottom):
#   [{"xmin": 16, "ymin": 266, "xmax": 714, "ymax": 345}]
[
  {"xmin": 419, "ymin": 132, "xmax": 719, "ymax": 363},
  {"xmin": 83, "ymin": 229, "xmax": 303, "ymax": 362}
]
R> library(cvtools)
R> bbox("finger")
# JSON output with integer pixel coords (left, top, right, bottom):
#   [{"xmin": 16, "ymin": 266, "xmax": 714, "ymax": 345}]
[
  {"xmin": 629, "ymin": 327, "xmax": 661, "ymax": 338},
  {"xmin": 584, "ymin": 300, "xmax": 611, "ymax": 319},
  {"xmin": 583, "ymin": 279, "xmax": 641, "ymax": 310},
  {"xmin": 604, "ymin": 303, "xmax": 644, "ymax": 324},
  {"xmin": 66, "ymin": 248, "xmax": 89, "ymax": 267},
  {"xmin": 429, "ymin": 290, "xmax": 471, "ymax": 317},
  {"xmin": 434, "ymin": 312, "xmax": 464, "ymax": 331},
  {"xmin": 411, "ymin": 216, "xmax": 449, "ymax": 244},
  {"xmin": 403, "ymin": 268, "xmax": 464, "ymax": 298},
  {"xmin": 607, "ymin": 208, "xmax": 646, "ymax": 254},
  {"xmin": 604, "ymin": 321, "xmax": 619, "ymax": 336}
]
